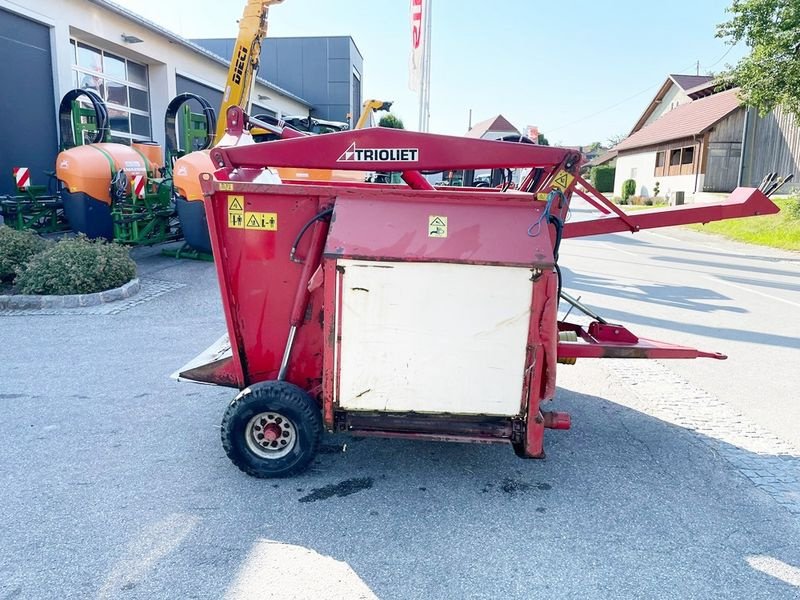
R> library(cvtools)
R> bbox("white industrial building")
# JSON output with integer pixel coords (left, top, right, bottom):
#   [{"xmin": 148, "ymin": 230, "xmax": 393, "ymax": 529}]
[{"xmin": 0, "ymin": 0, "xmax": 313, "ymax": 195}]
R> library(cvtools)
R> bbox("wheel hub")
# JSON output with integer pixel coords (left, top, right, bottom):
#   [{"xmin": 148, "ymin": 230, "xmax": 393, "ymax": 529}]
[{"xmin": 245, "ymin": 411, "xmax": 297, "ymax": 459}]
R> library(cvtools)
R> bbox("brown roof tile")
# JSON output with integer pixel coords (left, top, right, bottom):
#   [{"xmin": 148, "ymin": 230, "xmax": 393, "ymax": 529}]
[
  {"xmin": 465, "ymin": 114, "xmax": 520, "ymax": 138},
  {"xmin": 615, "ymin": 88, "xmax": 742, "ymax": 152}
]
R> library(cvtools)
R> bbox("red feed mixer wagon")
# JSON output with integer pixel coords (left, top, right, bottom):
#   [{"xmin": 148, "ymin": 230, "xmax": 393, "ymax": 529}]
[{"xmin": 175, "ymin": 107, "xmax": 780, "ymax": 478}]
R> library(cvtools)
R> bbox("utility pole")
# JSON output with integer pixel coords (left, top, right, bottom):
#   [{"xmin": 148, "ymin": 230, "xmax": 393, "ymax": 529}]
[{"xmin": 696, "ymin": 60, "xmax": 700, "ymax": 75}]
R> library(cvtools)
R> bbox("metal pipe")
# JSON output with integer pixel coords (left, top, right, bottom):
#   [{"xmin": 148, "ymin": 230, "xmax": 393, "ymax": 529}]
[
  {"xmin": 277, "ymin": 325, "xmax": 297, "ymax": 381},
  {"xmin": 559, "ymin": 291, "xmax": 608, "ymax": 324},
  {"xmin": 737, "ymin": 107, "xmax": 750, "ymax": 187}
]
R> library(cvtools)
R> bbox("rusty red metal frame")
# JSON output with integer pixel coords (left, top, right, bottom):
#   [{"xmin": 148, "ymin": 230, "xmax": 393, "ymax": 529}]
[{"xmin": 187, "ymin": 112, "xmax": 780, "ymax": 458}]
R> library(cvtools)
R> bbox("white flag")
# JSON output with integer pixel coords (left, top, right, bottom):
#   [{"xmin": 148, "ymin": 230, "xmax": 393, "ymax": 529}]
[{"xmin": 409, "ymin": 0, "xmax": 426, "ymax": 91}]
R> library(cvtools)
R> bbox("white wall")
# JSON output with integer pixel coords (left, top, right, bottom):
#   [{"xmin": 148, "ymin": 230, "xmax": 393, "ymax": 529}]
[
  {"xmin": 644, "ymin": 84, "xmax": 691, "ymax": 126},
  {"xmin": 0, "ymin": 0, "xmax": 308, "ymax": 146},
  {"xmin": 614, "ymin": 151, "xmax": 704, "ymax": 201}
]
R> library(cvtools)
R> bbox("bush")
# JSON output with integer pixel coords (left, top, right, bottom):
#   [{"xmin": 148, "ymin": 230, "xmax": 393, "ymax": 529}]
[
  {"xmin": 786, "ymin": 195, "xmax": 800, "ymax": 220},
  {"xmin": 590, "ymin": 165, "xmax": 616, "ymax": 193},
  {"xmin": 653, "ymin": 182, "xmax": 661, "ymax": 196},
  {"xmin": 14, "ymin": 235, "xmax": 136, "ymax": 295},
  {"xmin": 644, "ymin": 198, "xmax": 654, "ymax": 206},
  {"xmin": 622, "ymin": 179, "xmax": 636, "ymax": 201},
  {"xmin": 378, "ymin": 114, "xmax": 404, "ymax": 129},
  {"xmin": 0, "ymin": 226, "xmax": 50, "ymax": 281}
]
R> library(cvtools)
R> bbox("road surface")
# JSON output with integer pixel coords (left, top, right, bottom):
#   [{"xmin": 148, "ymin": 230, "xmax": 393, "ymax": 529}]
[{"xmin": 1, "ymin": 224, "xmax": 799, "ymax": 600}]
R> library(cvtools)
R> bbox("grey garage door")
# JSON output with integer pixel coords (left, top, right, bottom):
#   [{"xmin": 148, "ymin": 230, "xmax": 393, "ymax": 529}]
[
  {"xmin": 176, "ymin": 75, "xmax": 223, "ymax": 115},
  {"xmin": 0, "ymin": 9, "xmax": 57, "ymax": 196}
]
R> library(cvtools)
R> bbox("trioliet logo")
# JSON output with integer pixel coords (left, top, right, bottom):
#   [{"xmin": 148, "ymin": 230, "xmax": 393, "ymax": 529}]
[{"xmin": 337, "ymin": 143, "xmax": 419, "ymax": 163}]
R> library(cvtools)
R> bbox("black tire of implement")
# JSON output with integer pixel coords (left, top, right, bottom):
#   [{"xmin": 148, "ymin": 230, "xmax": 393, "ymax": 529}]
[{"xmin": 221, "ymin": 381, "xmax": 322, "ymax": 478}]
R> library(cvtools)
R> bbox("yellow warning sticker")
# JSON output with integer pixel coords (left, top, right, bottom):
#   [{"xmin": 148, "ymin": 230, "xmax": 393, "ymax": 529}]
[
  {"xmin": 550, "ymin": 170, "xmax": 574, "ymax": 191},
  {"xmin": 227, "ymin": 195, "xmax": 245, "ymax": 228},
  {"xmin": 428, "ymin": 215, "xmax": 448, "ymax": 238},
  {"xmin": 219, "ymin": 182, "xmax": 234, "ymax": 191},
  {"xmin": 245, "ymin": 211, "xmax": 278, "ymax": 231},
  {"xmin": 228, "ymin": 212, "xmax": 245, "ymax": 229},
  {"xmin": 536, "ymin": 192, "xmax": 549, "ymax": 201},
  {"xmin": 227, "ymin": 195, "xmax": 244, "ymax": 211}
]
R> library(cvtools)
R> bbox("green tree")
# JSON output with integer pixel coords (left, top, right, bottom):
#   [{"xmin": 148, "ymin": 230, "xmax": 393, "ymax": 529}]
[
  {"xmin": 717, "ymin": 0, "xmax": 800, "ymax": 117},
  {"xmin": 537, "ymin": 133, "xmax": 549, "ymax": 146},
  {"xmin": 378, "ymin": 114, "xmax": 405, "ymax": 129}
]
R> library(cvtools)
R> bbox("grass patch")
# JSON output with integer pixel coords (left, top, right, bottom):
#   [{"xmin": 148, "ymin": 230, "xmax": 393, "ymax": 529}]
[{"xmin": 685, "ymin": 198, "xmax": 800, "ymax": 251}]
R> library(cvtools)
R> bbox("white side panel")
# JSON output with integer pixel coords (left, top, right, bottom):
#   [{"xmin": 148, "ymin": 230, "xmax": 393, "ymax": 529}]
[{"xmin": 336, "ymin": 260, "xmax": 532, "ymax": 416}]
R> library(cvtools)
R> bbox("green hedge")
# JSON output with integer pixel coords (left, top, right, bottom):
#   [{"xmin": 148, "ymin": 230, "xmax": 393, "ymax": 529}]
[
  {"xmin": 14, "ymin": 235, "xmax": 136, "ymax": 295},
  {"xmin": 0, "ymin": 226, "xmax": 50, "ymax": 281},
  {"xmin": 590, "ymin": 165, "xmax": 615, "ymax": 193}
]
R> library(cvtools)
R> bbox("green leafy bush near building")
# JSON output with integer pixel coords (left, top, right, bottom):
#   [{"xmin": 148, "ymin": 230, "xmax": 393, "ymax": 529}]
[
  {"xmin": 622, "ymin": 179, "xmax": 636, "ymax": 201},
  {"xmin": 0, "ymin": 226, "xmax": 50, "ymax": 281},
  {"xmin": 14, "ymin": 235, "xmax": 136, "ymax": 295},
  {"xmin": 590, "ymin": 165, "xmax": 615, "ymax": 193}
]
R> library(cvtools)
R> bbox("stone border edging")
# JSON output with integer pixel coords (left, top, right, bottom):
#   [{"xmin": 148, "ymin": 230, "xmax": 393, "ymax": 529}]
[{"xmin": 0, "ymin": 278, "xmax": 140, "ymax": 310}]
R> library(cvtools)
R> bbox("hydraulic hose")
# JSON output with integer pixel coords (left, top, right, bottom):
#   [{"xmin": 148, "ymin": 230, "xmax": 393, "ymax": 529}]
[
  {"xmin": 58, "ymin": 88, "xmax": 109, "ymax": 149},
  {"xmin": 164, "ymin": 93, "xmax": 216, "ymax": 156}
]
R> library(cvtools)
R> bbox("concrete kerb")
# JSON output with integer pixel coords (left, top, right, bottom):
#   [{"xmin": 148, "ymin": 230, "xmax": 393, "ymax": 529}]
[{"xmin": 0, "ymin": 278, "xmax": 140, "ymax": 310}]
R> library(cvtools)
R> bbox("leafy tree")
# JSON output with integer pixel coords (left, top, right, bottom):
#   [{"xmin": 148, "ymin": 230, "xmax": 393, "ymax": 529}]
[
  {"xmin": 378, "ymin": 114, "xmax": 405, "ymax": 129},
  {"xmin": 716, "ymin": 0, "xmax": 800, "ymax": 117},
  {"xmin": 537, "ymin": 133, "xmax": 549, "ymax": 146}
]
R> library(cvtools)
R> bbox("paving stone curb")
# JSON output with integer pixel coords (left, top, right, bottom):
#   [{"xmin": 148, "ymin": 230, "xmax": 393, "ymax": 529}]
[{"xmin": 0, "ymin": 278, "xmax": 140, "ymax": 310}]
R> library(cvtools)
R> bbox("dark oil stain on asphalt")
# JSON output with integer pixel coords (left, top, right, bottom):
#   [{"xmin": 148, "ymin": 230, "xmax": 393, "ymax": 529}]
[
  {"xmin": 499, "ymin": 479, "xmax": 553, "ymax": 495},
  {"xmin": 299, "ymin": 477, "xmax": 374, "ymax": 503},
  {"xmin": 318, "ymin": 444, "xmax": 345, "ymax": 454},
  {"xmin": 501, "ymin": 478, "xmax": 531, "ymax": 494}
]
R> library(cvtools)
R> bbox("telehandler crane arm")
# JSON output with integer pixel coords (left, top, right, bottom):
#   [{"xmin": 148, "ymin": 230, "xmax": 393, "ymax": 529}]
[
  {"xmin": 354, "ymin": 99, "xmax": 394, "ymax": 130},
  {"xmin": 215, "ymin": 0, "xmax": 284, "ymax": 143}
]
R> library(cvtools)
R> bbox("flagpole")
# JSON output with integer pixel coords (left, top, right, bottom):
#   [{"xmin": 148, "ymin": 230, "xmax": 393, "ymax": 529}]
[{"xmin": 417, "ymin": 0, "xmax": 432, "ymax": 132}]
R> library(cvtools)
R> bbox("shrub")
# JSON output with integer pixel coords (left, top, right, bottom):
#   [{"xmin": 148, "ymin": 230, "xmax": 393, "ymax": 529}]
[
  {"xmin": 0, "ymin": 226, "xmax": 50, "ymax": 281},
  {"xmin": 14, "ymin": 235, "xmax": 136, "ymax": 295},
  {"xmin": 653, "ymin": 181, "xmax": 661, "ymax": 196},
  {"xmin": 590, "ymin": 165, "xmax": 615, "ymax": 193},
  {"xmin": 644, "ymin": 198, "xmax": 654, "ymax": 206},
  {"xmin": 786, "ymin": 195, "xmax": 800, "ymax": 220},
  {"xmin": 378, "ymin": 114, "xmax": 405, "ymax": 129},
  {"xmin": 622, "ymin": 179, "xmax": 636, "ymax": 201}
]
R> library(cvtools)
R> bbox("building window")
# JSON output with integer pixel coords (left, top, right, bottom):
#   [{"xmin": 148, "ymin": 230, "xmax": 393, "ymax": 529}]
[
  {"xmin": 666, "ymin": 145, "xmax": 696, "ymax": 176},
  {"xmin": 654, "ymin": 151, "xmax": 665, "ymax": 176},
  {"xmin": 630, "ymin": 167, "xmax": 638, "ymax": 179},
  {"xmin": 70, "ymin": 40, "xmax": 151, "ymax": 142}
]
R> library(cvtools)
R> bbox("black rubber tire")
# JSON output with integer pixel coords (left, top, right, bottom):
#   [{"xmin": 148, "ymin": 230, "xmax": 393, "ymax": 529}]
[{"xmin": 221, "ymin": 381, "xmax": 322, "ymax": 478}]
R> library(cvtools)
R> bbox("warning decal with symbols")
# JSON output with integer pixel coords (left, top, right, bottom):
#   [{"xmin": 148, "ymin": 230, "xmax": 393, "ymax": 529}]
[
  {"xmin": 549, "ymin": 170, "xmax": 574, "ymax": 191},
  {"xmin": 228, "ymin": 195, "xmax": 244, "ymax": 229},
  {"xmin": 244, "ymin": 212, "xmax": 278, "ymax": 231},
  {"xmin": 428, "ymin": 215, "xmax": 448, "ymax": 238}
]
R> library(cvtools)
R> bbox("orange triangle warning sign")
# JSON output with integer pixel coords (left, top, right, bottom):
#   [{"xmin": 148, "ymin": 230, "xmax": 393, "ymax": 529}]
[
  {"xmin": 229, "ymin": 197, "xmax": 243, "ymax": 211},
  {"xmin": 246, "ymin": 214, "xmax": 260, "ymax": 227}
]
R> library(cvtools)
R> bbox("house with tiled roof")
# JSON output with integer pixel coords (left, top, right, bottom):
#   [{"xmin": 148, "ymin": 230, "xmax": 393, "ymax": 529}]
[
  {"xmin": 613, "ymin": 74, "xmax": 800, "ymax": 200},
  {"xmin": 465, "ymin": 115, "xmax": 520, "ymax": 139}
]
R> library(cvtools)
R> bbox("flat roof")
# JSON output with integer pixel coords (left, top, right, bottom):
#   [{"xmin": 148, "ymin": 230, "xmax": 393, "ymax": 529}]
[{"xmin": 86, "ymin": 0, "xmax": 312, "ymax": 107}]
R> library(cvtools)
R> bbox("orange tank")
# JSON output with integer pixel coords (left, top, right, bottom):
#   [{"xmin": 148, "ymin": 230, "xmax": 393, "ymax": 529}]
[
  {"xmin": 132, "ymin": 141, "xmax": 164, "ymax": 174},
  {"xmin": 56, "ymin": 143, "xmax": 150, "ymax": 205}
]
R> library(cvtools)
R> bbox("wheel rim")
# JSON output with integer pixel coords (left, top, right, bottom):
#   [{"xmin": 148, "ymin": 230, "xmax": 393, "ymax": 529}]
[{"xmin": 245, "ymin": 411, "xmax": 297, "ymax": 459}]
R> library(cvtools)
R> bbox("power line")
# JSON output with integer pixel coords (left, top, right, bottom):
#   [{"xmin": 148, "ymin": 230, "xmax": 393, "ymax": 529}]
[{"xmin": 547, "ymin": 61, "xmax": 697, "ymax": 133}]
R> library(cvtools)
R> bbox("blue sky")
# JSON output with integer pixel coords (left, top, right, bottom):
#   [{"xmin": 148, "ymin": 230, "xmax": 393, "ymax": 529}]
[{"xmin": 114, "ymin": 0, "xmax": 746, "ymax": 146}]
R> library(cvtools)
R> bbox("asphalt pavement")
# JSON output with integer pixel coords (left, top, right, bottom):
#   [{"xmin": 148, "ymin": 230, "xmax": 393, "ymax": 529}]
[{"xmin": 1, "ymin": 225, "xmax": 799, "ymax": 600}]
